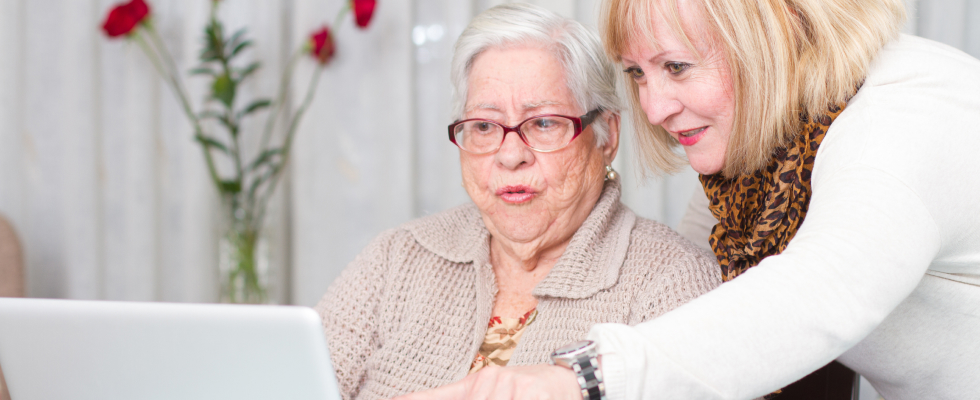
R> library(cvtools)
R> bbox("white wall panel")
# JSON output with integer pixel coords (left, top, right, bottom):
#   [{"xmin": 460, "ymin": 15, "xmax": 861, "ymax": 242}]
[
  {"xmin": 99, "ymin": 19, "xmax": 160, "ymax": 301},
  {"xmin": 967, "ymin": 1, "xmax": 980, "ymax": 57},
  {"xmin": 22, "ymin": 0, "xmax": 75, "ymax": 297},
  {"xmin": 60, "ymin": 0, "xmax": 104, "ymax": 300},
  {"xmin": 152, "ymin": 0, "xmax": 220, "ymax": 303},
  {"xmin": 290, "ymin": 0, "xmax": 416, "ymax": 307},
  {"xmin": 412, "ymin": 0, "xmax": 473, "ymax": 218},
  {"xmin": 919, "ymin": 0, "xmax": 968, "ymax": 48}
]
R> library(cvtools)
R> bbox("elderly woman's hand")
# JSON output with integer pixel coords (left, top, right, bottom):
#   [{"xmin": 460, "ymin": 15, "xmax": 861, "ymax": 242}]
[{"xmin": 389, "ymin": 364, "xmax": 582, "ymax": 400}]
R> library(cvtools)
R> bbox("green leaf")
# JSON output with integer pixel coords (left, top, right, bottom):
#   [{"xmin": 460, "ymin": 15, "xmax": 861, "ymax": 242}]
[
  {"xmin": 239, "ymin": 99, "xmax": 271, "ymax": 118},
  {"xmin": 210, "ymin": 20, "xmax": 225, "ymax": 42},
  {"xmin": 198, "ymin": 110, "xmax": 224, "ymax": 120},
  {"xmin": 204, "ymin": 24, "xmax": 217, "ymax": 41},
  {"xmin": 247, "ymin": 171, "xmax": 273, "ymax": 198},
  {"xmin": 218, "ymin": 179, "xmax": 242, "ymax": 194},
  {"xmin": 212, "ymin": 73, "xmax": 236, "ymax": 108},
  {"xmin": 227, "ymin": 28, "xmax": 248, "ymax": 48},
  {"xmin": 246, "ymin": 161, "xmax": 284, "ymax": 199},
  {"xmin": 248, "ymin": 148, "xmax": 281, "ymax": 171},
  {"xmin": 228, "ymin": 40, "xmax": 253, "ymax": 59},
  {"xmin": 237, "ymin": 62, "xmax": 261, "ymax": 82},
  {"xmin": 199, "ymin": 111, "xmax": 236, "ymax": 133},
  {"xmin": 189, "ymin": 67, "xmax": 217, "ymax": 76},
  {"xmin": 202, "ymin": 20, "xmax": 226, "ymax": 63},
  {"xmin": 200, "ymin": 54, "xmax": 222, "ymax": 63},
  {"xmin": 198, "ymin": 48, "xmax": 221, "ymax": 62},
  {"xmin": 194, "ymin": 134, "xmax": 230, "ymax": 154}
]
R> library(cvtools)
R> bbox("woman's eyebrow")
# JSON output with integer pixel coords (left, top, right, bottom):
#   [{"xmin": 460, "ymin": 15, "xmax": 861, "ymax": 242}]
[
  {"xmin": 465, "ymin": 103, "xmax": 502, "ymax": 113},
  {"xmin": 522, "ymin": 101, "xmax": 561, "ymax": 112},
  {"xmin": 465, "ymin": 101, "xmax": 562, "ymax": 114}
]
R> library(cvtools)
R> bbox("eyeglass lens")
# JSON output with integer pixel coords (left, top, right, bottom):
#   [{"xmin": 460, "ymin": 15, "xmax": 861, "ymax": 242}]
[{"xmin": 453, "ymin": 116, "xmax": 576, "ymax": 154}]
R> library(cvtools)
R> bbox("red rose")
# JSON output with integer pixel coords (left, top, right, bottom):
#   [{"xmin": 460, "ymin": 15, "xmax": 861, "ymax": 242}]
[
  {"xmin": 352, "ymin": 0, "xmax": 376, "ymax": 29},
  {"xmin": 102, "ymin": 0, "xmax": 151, "ymax": 37},
  {"xmin": 309, "ymin": 26, "xmax": 336, "ymax": 65}
]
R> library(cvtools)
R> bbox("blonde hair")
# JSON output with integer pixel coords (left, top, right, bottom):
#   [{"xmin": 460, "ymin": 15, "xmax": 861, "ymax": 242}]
[{"xmin": 602, "ymin": 0, "xmax": 906, "ymax": 177}]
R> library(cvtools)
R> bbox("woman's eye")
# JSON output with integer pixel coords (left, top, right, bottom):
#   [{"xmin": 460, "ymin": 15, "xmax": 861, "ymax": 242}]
[
  {"xmin": 476, "ymin": 122, "xmax": 493, "ymax": 132},
  {"xmin": 534, "ymin": 118, "xmax": 556, "ymax": 129},
  {"xmin": 665, "ymin": 62, "xmax": 690, "ymax": 75},
  {"xmin": 623, "ymin": 66, "xmax": 645, "ymax": 80}
]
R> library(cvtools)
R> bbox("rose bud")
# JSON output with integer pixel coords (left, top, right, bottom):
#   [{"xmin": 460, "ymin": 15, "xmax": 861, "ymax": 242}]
[
  {"xmin": 101, "ymin": 0, "xmax": 151, "ymax": 38},
  {"xmin": 309, "ymin": 26, "xmax": 336, "ymax": 65},
  {"xmin": 352, "ymin": 0, "xmax": 376, "ymax": 29}
]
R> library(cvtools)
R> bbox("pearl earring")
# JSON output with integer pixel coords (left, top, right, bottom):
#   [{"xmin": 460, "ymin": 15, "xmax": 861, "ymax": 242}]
[{"xmin": 605, "ymin": 165, "xmax": 618, "ymax": 181}]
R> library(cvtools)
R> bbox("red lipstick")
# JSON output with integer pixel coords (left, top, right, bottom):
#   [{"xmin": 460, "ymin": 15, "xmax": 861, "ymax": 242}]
[{"xmin": 676, "ymin": 127, "xmax": 707, "ymax": 146}]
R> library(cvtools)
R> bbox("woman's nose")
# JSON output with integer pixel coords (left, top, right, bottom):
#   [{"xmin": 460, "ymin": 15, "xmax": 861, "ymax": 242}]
[
  {"xmin": 640, "ymin": 86, "xmax": 683, "ymax": 126},
  {"xmin": 494, "ymin": 130, "xmax": 534, "ymax": 170}
]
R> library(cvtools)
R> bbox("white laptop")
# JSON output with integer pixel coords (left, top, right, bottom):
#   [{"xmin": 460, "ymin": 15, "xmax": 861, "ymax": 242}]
[{"xmin": 0, "ymin": 298, "xmax": 342, "ymax": 400}]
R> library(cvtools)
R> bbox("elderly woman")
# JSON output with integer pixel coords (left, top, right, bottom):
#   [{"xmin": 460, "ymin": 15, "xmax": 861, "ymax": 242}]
[
  {"xmin": 314, "ymin": 3, "xmax": 721, "ymax": 400},
  {"xmin": 404, "ymin": 0, "xmax": 980, "ymax": 399}
]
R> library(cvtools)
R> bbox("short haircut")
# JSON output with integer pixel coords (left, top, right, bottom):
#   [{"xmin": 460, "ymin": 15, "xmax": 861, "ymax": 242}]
[
  {"xmin": 602, "ymin": 0, "xmax": 906, "ymax": 176},
  {"xmin": 451, "ymin": 3, "xmax": 621, "ymax": 147}
]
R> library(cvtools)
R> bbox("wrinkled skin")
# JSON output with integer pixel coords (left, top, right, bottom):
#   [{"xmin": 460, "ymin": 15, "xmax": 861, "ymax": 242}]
[{"xmin": 460, "ymin": 45, "xmax": 618, "ymax": 297}]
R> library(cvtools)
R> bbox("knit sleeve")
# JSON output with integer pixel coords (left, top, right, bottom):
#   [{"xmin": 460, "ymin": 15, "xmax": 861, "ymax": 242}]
[
  {"xmin": 627, "ymin": 234, "xmax": 722, "ymax": 325},
  {"xmin": 314, "ymin": 229, "xmax": 398, "ymax": 400}
]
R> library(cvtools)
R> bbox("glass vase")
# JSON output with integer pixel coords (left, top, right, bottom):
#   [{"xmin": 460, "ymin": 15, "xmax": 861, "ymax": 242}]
[{"xmin": 217, "ymin": 194, "xmax": 274, "ymax": 304}]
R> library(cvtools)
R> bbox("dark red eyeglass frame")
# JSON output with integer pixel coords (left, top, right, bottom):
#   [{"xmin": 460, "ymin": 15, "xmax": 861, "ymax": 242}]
[{"xmin": 448, "ymin": 108, "xmax": 603, "ymax": 154}]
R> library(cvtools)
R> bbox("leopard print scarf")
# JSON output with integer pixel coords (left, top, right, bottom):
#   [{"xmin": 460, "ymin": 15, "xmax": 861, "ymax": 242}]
[{"xmin": 700, "ymin": 104, "xmax": 846, "ymax": 281}]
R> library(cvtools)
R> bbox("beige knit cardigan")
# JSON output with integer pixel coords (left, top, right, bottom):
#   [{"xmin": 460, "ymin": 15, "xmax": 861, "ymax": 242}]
[{"xmin": 315, "ymin": 181, "xmax": 722, "ymax": 400}]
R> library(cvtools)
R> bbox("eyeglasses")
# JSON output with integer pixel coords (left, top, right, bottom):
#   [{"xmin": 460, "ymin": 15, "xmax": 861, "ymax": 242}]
[{"xmin": 448, "ymin": 109, "xmax": 602, "ymax": 154}]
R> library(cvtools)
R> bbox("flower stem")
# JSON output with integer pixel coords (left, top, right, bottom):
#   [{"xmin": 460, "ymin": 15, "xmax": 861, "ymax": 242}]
[
  {"xmin": 254, "ymin": 65, "xmax": 324, "ymax": 231},
  {"xmin": 335, "ymin": 2, "xmax": 351, "ymax": 28},
  {"xmin": 137, "ymin": 26, "xmax": 224, "ymax": 191},
  {"xmin": 260, "ymin": 50, "xmax": 303, "ymax": 152}
]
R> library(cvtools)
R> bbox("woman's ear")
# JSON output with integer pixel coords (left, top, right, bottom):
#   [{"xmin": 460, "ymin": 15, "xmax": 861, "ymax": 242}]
[{"xmin": 601, "ymin": 111, "xmax": 621, "ymax": 165}]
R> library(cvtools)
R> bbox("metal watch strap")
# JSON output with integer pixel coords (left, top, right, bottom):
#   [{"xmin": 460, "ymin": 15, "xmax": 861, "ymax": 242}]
[{"xmin": 571, "ymin": 352, "xmax": 605, "ymax": 400}]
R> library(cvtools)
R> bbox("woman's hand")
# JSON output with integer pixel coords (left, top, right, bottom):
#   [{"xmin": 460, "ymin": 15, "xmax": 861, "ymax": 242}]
[{"xmin": 389, "ymin": 364, "xmax": 583, "ymax": 400}]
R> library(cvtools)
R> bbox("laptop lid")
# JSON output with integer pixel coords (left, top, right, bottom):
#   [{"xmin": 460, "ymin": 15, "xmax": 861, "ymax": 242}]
[{"xmin": 0, "ymin": 298, "xmax": 341, "ymax": 400}]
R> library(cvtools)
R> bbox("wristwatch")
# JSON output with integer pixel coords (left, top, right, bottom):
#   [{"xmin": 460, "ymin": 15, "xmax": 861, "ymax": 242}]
[{"xmin": 550, "ymin": 340, "xmax": 605, "ymax": 400}]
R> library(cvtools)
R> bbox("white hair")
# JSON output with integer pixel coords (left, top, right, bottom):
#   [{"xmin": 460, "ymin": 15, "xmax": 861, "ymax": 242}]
[{"xmin": 450, "ymin": 3, "xmax": 621, "ymax": 146}]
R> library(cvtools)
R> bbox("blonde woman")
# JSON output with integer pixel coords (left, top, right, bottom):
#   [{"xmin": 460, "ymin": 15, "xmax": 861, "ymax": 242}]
[{"xmin": 400, "ymin": 0, "xmax": 980, "ymax": 399}]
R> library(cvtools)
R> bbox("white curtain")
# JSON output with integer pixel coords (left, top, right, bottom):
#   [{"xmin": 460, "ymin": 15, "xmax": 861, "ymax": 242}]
[{"xmin": 0, "ymin": 0, "xmax": 975, "ymax": 309}]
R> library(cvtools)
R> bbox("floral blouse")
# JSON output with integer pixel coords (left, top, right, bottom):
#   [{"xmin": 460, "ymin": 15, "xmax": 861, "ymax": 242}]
[{"xmin": 469, "ymin": 309, "xmax": 538, "ymax": 373}]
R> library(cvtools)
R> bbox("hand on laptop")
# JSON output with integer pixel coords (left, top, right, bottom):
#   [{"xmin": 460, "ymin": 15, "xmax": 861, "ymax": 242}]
[{"xmin": 388, "ymin": 364, "xmax": 581, "ymax": 400}]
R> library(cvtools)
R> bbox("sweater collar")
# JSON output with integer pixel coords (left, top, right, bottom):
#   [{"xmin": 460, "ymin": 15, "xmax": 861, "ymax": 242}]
[{"xmin": 404, "ymin": 180, "xmax": 636, "ymax": 299}]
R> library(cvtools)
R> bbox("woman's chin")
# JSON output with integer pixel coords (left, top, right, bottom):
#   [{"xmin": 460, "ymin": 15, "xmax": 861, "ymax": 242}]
[
  {"xmin": 485, "ymin": 206, "xmax": 549, "ymax": 240},
  {"xmin": 688, "ymin": 157, "xmax": 725, "ymax": 176},
  {"xmin": 494, "ymin": 224, "xmax": 549, "ymax": 245}
]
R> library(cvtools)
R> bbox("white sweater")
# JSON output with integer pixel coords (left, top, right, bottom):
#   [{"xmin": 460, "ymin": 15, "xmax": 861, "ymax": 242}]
[{"xmin": 589, "ymin": 35, "xmax": 980, "ymax": 400}]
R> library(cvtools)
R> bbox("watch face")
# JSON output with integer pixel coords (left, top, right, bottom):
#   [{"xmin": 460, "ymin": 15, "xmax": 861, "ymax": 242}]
[{"xmin": 553, "ymin": 340, "xmax": 593, "ymax": 357}]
